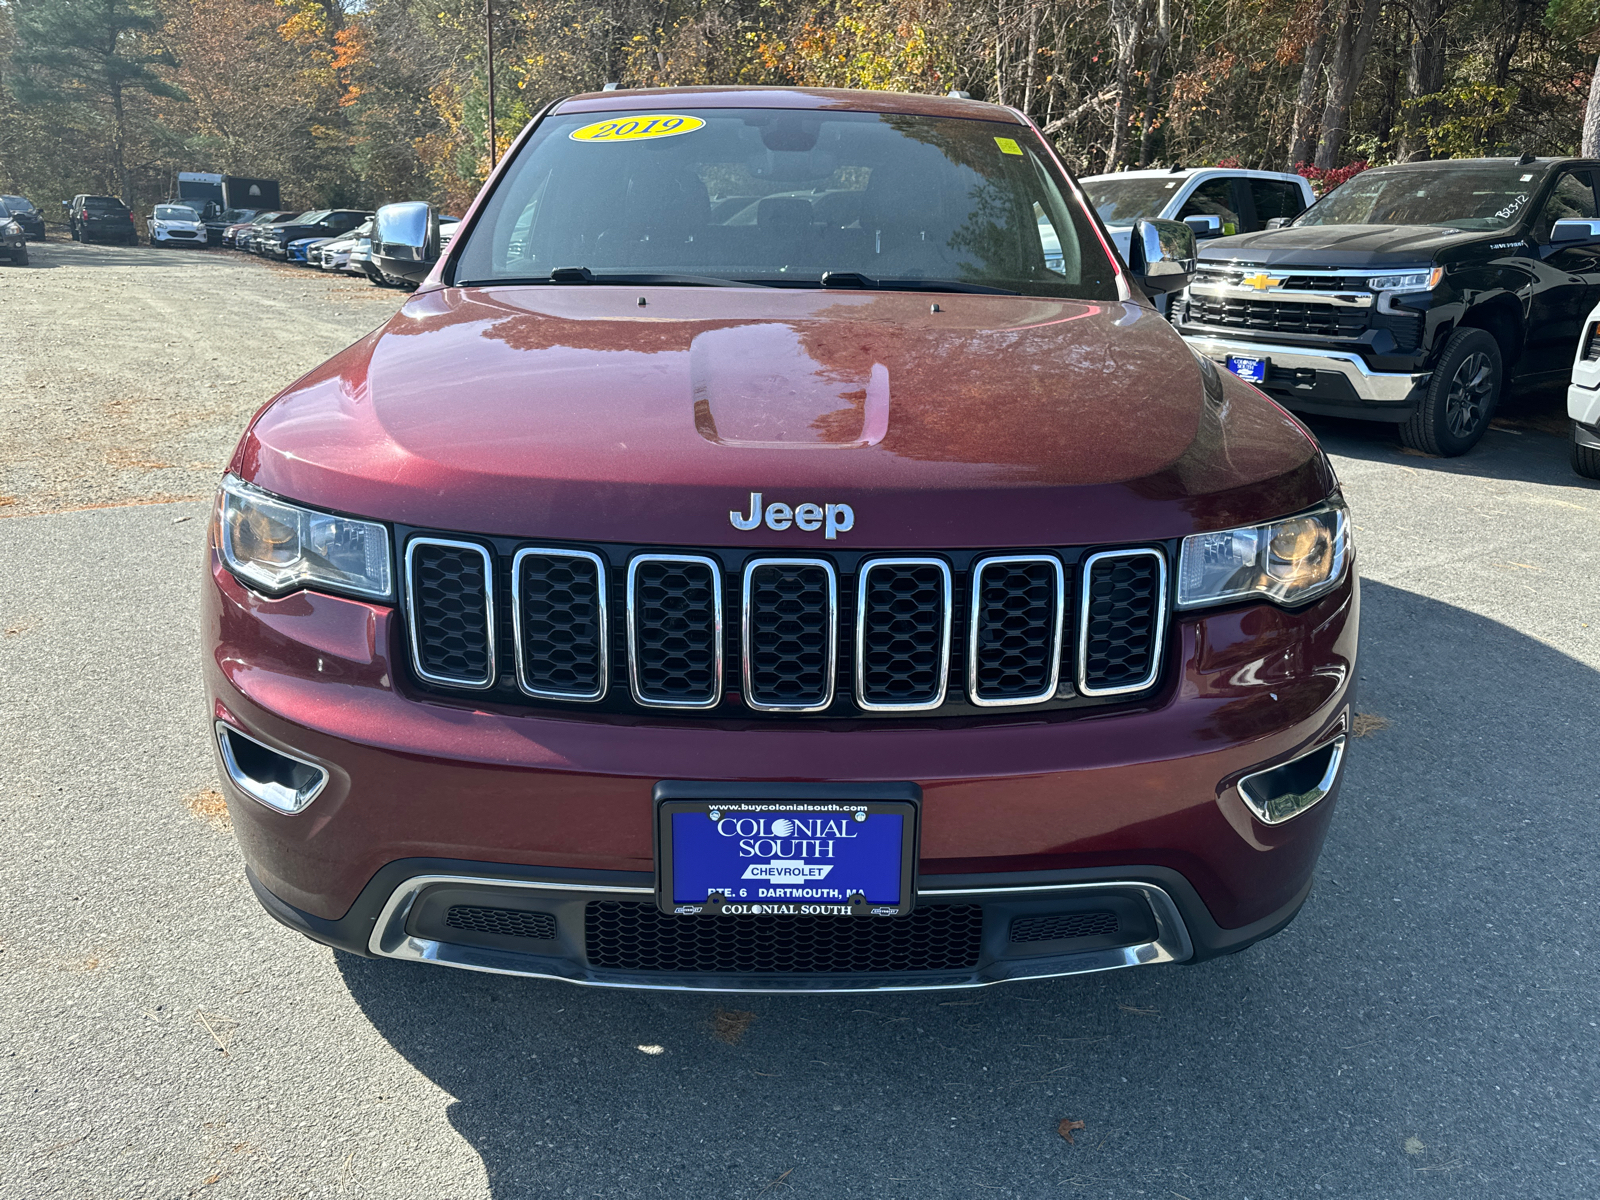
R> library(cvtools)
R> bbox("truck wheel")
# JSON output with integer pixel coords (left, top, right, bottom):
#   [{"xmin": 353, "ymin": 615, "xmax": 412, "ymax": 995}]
[
  {"xmin": 14, "ymin": 244, "xmax": 26, "ymax": 267},
  {"xmin": 1400, "ymin": 327, "xmax": 1501, "ymax": 457},
  {"xmin": 1574, "ymin": 423, "xmax": 1600, "ymax": 480}
]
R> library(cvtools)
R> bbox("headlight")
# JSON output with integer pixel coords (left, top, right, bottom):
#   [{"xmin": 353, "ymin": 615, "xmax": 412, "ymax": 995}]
[
  {"xmin": 1177, "ymin": 501, "xmax": 1350, "ymax": 609},
  {"xmin": 218, "ymin": 476, "xmax": 392, "ymax": 600},
  {"xmin": 1366, "ymin": 267, "xmax": 1442, "ymax": 292}
]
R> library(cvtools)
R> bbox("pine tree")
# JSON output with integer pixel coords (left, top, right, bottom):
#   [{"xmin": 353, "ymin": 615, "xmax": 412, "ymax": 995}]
[{"xmin": 11, "ymin": 0, "xmax": 186, "ymax": 204}]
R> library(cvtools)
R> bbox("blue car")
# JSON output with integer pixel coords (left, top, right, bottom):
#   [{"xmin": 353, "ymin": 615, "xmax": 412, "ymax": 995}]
[{"xmin": 287, "ymin": 236, "xmax": 332, "ymax": 265}]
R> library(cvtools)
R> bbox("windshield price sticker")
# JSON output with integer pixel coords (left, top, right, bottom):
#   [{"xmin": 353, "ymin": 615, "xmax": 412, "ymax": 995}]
[
  {"xmin": 569, "ymin": 115, "xmax": 705, "ymax": 143},
  {"xmin": 656, "ymin": 798, "xmax": 918, "ymax": 917},
  {"xmin": 994, "ymin": 137, "xmax": 1024, "ymax": 156}
]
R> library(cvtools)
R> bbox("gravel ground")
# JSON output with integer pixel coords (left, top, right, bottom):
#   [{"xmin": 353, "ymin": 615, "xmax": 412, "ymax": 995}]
[
  {"xmin": 0, "ymin": 237, "xmax": 402, "ymax": 517},
  {"xmin": 1, "ymin": 250, "xmax": 1598, "ymax": 1199}
]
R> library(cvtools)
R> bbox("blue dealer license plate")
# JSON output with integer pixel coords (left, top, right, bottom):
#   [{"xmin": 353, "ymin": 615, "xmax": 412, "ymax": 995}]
[
  {"xmin": 1225, "ymin": 355, "xmax": 1267, "ymax": 383},
  {"xmin": 656, "ymin": 797, "xmax": 918, "ymax": 917}
]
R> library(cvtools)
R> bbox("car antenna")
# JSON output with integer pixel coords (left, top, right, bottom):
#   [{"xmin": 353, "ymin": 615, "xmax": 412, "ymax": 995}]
[
  {"xmin": 602, "ymin": 81, "xmax": 621, "ymax": 91},
  {"xmin": 1516, "ymin": 152, "xmax": 1535, "ymax": 165},
  {"xmin": 1169, "ymin": 163, "xmax": 1187, "ymax": 172},
  {"xmin": 947, "ymin": 89, "xmax": 971, "ymax": 99}
]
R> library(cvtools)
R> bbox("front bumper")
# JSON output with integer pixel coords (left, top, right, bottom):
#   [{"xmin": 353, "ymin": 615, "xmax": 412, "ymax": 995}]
[
  {"xmin": 205, "ymin": 541, "xmax": 1357, "ymax": 991},
  {"xmin": 1184, "ymin": 334, "xmax": 1430, "ymax": 420},
  {"xmin": 1569, "ymin": 380, "xmax": 1600, "ymax": 431}
]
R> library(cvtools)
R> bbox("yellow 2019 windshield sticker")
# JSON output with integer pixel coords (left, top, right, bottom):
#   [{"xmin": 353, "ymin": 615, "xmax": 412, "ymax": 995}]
[
  {"xmin": 570, "ymin": 115, "xmax": 706, "ymax": 143},
  {"xmin": 994, "ymin": 137, "xmax": 1024, "ymax": 156}
]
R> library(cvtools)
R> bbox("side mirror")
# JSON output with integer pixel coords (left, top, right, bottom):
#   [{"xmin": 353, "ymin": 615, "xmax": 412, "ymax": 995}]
[
  {"xmin": 373, "ymin": 201, "xmax": 439, "ymax": 262},
  {"xmin": 1128, "ymin": 217, "xmax": 1196, "ymax": 295},
  {"xmin": 1551, "ymin": 218, "xmax": 1600, "ymax": 245},
  {"xmin": 1265, "ymin": 217, "xmax": 1292, "ymax": 231},
  {"xmin": 1183, "ymin": 214, "xmax": 1223, "ymax": 239}
]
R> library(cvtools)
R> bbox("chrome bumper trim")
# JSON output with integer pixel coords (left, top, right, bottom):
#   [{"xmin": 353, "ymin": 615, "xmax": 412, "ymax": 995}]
[
  {"xmin": 367, "ymin": 874, "xmax": 1194, "ymax": 993},
  {"xmin": 1183, "ymin": 334, "xmax": 1429, "ymax": 403}
]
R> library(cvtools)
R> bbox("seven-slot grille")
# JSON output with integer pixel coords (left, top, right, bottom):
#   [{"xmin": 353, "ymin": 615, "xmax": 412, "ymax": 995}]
[{"xmin": 403, "ymin": 540, "xmax": 1168, "ymax": 714}]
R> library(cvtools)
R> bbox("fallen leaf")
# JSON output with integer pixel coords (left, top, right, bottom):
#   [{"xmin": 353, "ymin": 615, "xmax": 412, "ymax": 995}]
[
  {"xmin": 1058, "ymin": 1117, "xmax": 1086, "ymax": 1144},
  {"xmin": 711, "ymin": 1007, "xmax": 756, "ymax": 1045},
  {"xmin": 185, "ymin": 788, "xmax": 232, "ymax": 831},
  {"xmin": 1404, "ymin": 1136, "xmax": 1426, "ymax": 1155}
]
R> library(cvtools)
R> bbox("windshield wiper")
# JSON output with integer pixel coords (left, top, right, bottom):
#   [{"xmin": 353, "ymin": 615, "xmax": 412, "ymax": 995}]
[
  {"xmin": 818, "ymin": 271, "xmax": 1018, "ymax": 295},
  {"xmin": 543, "ymin": 267, "xmax": 770, "ymax": 288}
]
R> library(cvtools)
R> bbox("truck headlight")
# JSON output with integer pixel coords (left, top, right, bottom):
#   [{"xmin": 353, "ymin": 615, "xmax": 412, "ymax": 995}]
[
  {"xmin": 1366, "ymin": 267, "xmax": 1442, "ymax": 292},
  {"xmin": 1177, "ymin": 500, "xmax": 1350, "ymax": 609},
  {"xmin": 218, "ymin": 475, "xmax": 392, "ymax": 600}
]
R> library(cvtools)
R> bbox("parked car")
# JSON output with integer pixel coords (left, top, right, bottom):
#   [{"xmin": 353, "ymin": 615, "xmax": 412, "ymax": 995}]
[
  {"xmin": 66, "ymin": 194, "xmax": 138, "ymax": 245},
  {"xmin": 205, "ymin": 86, "xmax": 1357, "ymax": 995},
  {"xmin": 206, "ymin": 207, "xmax": 259, "ymax": 247},
  {"xmin": 147, "ymin": 203, "xmax": 209, "ymax": 247},
  {"xmin": 1081, "ymin": 166, "xmax": 1315, "ymax": 256},
  {"xmin": 1177, "ymin": 155, "xmax": 1600, "ymax": 455},
  {"xmin": 1568, "ymin": 300, "xmax": 1600, "ymax": 479},
  {"xmin": 245, "ymin": 213, "xmax": 300, "ymax": 255},
  {"xmin": 260, "ymin": 209, "xmax": 370, "ymax": 261},
  {"xmin": 1, "ymin": 210, "xmax": 27, "ymax": 265},
  {"xmin": 0, "ymin": 195, "xmax": 46, "ymax": 241},
  {"xmin": 287, "ymin": 236, "xmax": 333, "ymax": 265},
  {"xmin": 223, "ymin": 211, "xmax": 285, "ymax": 249},
  {"xmin": 315, "ymin": 220, "xmax": 371, "ymax": 270},
  {"xmin": 346, "ymin": 229, "xmax": 377, "ymax": 280}
]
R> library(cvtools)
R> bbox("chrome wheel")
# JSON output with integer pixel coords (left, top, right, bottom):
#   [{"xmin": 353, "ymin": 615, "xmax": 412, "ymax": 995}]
[{"xmin": 1445, "ymin": 351, "xmax": 1494, "ymax": 438}]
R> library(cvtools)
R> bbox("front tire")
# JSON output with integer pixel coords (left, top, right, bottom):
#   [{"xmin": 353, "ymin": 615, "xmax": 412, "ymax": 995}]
[
  {"xmin": 1574, "ymin": 423, "xmax": 1600, "ymax": 480},
  {"xmin": 13, "ymin": 244, "xmax": 27, "ymax": 266},
  {"xmin": 1400, "ymin": 327, "xmax": 1501, "ymax": 456}
]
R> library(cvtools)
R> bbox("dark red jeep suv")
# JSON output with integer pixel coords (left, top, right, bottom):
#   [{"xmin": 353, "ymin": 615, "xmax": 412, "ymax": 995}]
[{"xmin": 204, "ymin": 87, "xmax": 1357, "ymax": 992}]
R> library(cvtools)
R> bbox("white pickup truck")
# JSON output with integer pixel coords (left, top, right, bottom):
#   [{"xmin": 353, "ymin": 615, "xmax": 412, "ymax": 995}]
[
  {"xmin": 1569, "ymin": 299, "xmax": 1600, "ymax": 479},
  {"xmin": 1080, "ymin": 166, "xmax": 1316, "ymax": 259}
]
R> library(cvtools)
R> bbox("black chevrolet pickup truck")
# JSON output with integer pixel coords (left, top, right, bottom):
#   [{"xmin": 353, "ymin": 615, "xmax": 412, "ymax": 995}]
[{"xmin": 1176, "ymin": 156, "xmax": 1600, "ymax": 455}]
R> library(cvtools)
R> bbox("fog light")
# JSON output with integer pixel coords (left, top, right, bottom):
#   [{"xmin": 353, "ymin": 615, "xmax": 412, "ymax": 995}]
[
  {"xmin": 215, "ymin": 722, "xmax": 329, "ymax": 814},
  {"xmin": 1237, "ymin": 734, "xmax": 1346, "ymax": 824}
]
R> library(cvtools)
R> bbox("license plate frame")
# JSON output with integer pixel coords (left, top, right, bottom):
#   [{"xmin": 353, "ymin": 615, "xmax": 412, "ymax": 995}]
[
  {"xmin": 1225, "ymin": 354, "xmax": 1268, "ymax": 383},
  {"xmin": 653, "ymin": 781, "xmax": 920, "ymax": 918}
]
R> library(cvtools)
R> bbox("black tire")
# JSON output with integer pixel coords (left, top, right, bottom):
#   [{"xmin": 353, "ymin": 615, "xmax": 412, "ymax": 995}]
[
  {"xmin": 1574, "ymin": 423, "xmax": 1600, "ymax": 480},
  {"xmin": 1399, "ymin": 327, "xmax": 1501, "ymax": 456},
  {"xmin": 14, "ymin": 244, "xmax": 27, "ymax": 267}
]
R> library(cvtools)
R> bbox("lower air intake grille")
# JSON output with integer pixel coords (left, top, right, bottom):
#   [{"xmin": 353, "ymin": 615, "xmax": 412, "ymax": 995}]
[
  {"xmin": 445, "ymin": 905, "xmax": 557, "ymax": 941},
  {"xmin": 857, "ymin": 560, "xmax": 951, "ymax": 709},
  {"xmin": 629, "ymin": 556, "xmax": 721, "ymax": 706},
  {"xmin": 1081, "ymin": 550, "xmax": 1164, "ymax": 694},
  {"xmin": 1010, "ymin": 911, "xmax": 1120, "ymax": 943},
  {"xmin": 584, "ymin": 901, "xmax": 984, "ymax": 973},
  {"xmin": 408, "ymin": 540, "xmax": 493, "ymax": 687},
  {"xmin": 514, "ymin": 550, "xmax": 606, "ymax": 700}
]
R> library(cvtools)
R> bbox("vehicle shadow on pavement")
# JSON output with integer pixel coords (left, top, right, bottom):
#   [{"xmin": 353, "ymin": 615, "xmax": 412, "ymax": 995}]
[
  {"xmin": 1304, "ymin": 379, "xmax": 1600, "ymax": 490},
  {"xmin": 335, "ymin": 579, "xmax": 1600, "ymax": 1200}
]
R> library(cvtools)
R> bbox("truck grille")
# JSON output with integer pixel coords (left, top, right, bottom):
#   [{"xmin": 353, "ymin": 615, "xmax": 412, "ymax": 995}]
[
  {"xmin": 401, "ymin": 536, "xmax": 1169, "ymax": 716},
  {"xmin": 1187, "ymin": 294, "xmax": 1368, "ymax": 340},
  {"xmin": 585, "ymin": 900, "xmax": 984, "ymax": 973}
]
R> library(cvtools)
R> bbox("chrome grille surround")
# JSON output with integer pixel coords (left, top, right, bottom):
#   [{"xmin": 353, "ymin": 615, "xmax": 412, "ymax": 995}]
[
  {"xmin": 741, "ymin": 557, "xmax": 839, "ymax": 713},
  {"xmin": 1077, "ymin": 548, "xmax": 1169, "ymax": 697},
  {"xmin": 404, "ymin": 536, "xmax": 496, "ymax": 690},
  {"xmin": 854, "ymin": 557, "xmax": 954, "ymax": 713},
  {"xmin": 967, "ymin": 554, "xmax": 1066, "ymax": 707},
  {"xmin": 510, "ymin": 546, "xmax": 608, "ymax": 702},
  {"xmin": 626, "ymin": 553, "xmax": 724, "ymax": 710}
]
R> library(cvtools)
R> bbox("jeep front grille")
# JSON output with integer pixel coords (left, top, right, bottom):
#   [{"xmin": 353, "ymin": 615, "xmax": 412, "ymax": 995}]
[
  {"xmin": 401, "ymin": 537, "xmax": 1169, "ymax": 716},
  {"xmin": 405, "ymin": 538, "xmax": 495, "ymax": 689}
]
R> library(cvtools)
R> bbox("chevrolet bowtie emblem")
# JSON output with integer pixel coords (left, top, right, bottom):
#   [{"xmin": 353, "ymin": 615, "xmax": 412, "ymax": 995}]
[{"xmin": 1239, "ymin": 272, "xmax": 1284, "ymax": 291}]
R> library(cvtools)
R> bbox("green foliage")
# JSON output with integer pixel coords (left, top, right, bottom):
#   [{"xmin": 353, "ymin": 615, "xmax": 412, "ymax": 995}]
[{"xmin": 1402, "ymin": 84, "xmax": 1521, "ymax": 159}]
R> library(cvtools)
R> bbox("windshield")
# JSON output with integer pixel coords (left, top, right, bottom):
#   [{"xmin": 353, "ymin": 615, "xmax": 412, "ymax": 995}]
[
  {"xmin": 220, "ymin": 209, "xmax": 255, "ymax": 222},
  {"xmin": 154, "ymin": 205, "xmax": 199, "ymax": 221},
  {"xmin": 3, "ymin": 196, "xmax": 35, "ymax": 212},
  {"xmin": 1081, "ymin": 176, "xmax": 1186, "ymax": 225},
  {"xmin": 1296, "ymin": 165, "xmax": 1549, "ymax": 230},
  {"xmin": 291, "ymin": 210, "xmax": 328, "ymax": 224},
  {"xmin": 453, "ymin": 107, "xmax": 1117, "ymax": 299}
]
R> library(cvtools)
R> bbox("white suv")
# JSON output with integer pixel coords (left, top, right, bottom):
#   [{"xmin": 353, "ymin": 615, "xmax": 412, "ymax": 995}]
[
  {"xmin": 1569, "ymin": 300, "xmax": 1600, "ymax": 479},
  {"xmin": 1080, "ymin": 166, "xmax": 1315, "ymax": 256}
]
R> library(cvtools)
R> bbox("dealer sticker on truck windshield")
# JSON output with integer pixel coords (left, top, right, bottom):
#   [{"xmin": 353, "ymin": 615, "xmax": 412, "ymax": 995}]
[{"xmin": 657, "ymin": 800, "xmax": 917, "ymax": 917}]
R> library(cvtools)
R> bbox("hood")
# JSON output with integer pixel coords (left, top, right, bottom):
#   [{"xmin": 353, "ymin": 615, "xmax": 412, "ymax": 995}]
[
  {"xmin": 1201, "ymin": 223, "xmax": 1491, "ymax": 267},
  {"xmin": 234, "ymin": 288, "xmax": 1331, "ymax": 549}
]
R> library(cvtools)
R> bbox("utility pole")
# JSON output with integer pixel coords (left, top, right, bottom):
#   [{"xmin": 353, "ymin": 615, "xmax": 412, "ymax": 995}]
[{"xmin": 485, "ymin": 0, "xmax": 497, "ymax": 169}]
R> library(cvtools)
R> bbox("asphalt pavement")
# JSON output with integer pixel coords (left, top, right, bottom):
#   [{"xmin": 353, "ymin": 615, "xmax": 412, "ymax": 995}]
[{"xmin": 2, "ymin": 251, "xmax": 1599, "ymax": 1198}]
